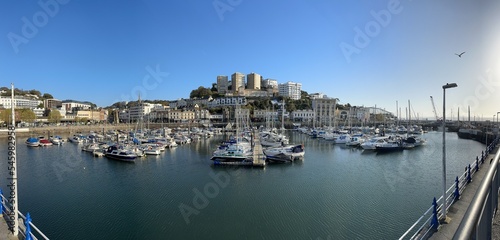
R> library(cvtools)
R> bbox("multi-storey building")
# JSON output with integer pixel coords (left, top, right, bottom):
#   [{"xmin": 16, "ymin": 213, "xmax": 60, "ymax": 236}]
[
  {"xmin": 231, "ymin": 72, "xmax": 245, "ymax": 94},
  {"xmin": 207, "ymin": 97, "xmax": 247, "ymax": 108},
  {"xmin": 44, "ymin": 98, "xmax": 62, "ymax": 109},
  {"xmin": 291, "ymin": 110, "xmax": 315, "ymax": 123},
  {"xmin": 278, "ymin": 82, "xmax": 302, "ymax": 100},
  {"xmin": 216, "ymin": 75, "xmax": 229, "ymax": 94},
  {"xmin": 75, "ymin": 109, "xmax": 107, "ymax": 122},
  {"xmin": 261, "ymin": 78, "xmax": 278, "ymax": 91},
  {"xmin": 168, "ymin": 109, "xmax": 195, "ymax": 122},
  {"xmin": 128, "ymin": 103, "xmax": 161, "ymax": 122},
  {"xmin": 312, "ymin": 97, "xmax": 338, "ymax": 128},
  {"xmin": 246, "ymin": 72, "xmax": 261, "ymax": 90},
  {"xmin": 62, "ymin": 100, "xmax": 91, "ymax": 113},
  {"xmin": 253, "ymin": 109, "xmax": 279, "ymax": 122},
  {"xmin": 0, "ymin": 96, "xmax": 41, "ymax": 109}
]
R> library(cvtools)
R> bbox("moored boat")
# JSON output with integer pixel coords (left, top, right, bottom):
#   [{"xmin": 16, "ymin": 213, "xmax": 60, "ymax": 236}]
[
  {"xmin": 104, "ymin": 145, "xmax": 137, "ymax": 162},
  {"xmin": 39, "ymin": 138, "xmax": 53, "ymax": 147},
  {"xmin": 263, "ymin": 144, "xmax": 305, "ymax": 162},
  {"xmin": 49, "ymin": 135, "xmax": 64, "ymax": 145},
  {"xmin": 26, "ymin": 137, "xmax": 40, "ymax": 147}
]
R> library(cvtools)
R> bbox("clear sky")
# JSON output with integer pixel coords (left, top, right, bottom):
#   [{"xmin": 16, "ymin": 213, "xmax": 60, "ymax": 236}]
[{"xmin": 1, "ymin": 0, "xmax": 499, "ymax": 120}]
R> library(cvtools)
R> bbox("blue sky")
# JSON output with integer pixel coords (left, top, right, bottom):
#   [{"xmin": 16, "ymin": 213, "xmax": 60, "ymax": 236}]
[{"xmin": 1, "ymin": 0, "xmax": 499, "ymax": 120}]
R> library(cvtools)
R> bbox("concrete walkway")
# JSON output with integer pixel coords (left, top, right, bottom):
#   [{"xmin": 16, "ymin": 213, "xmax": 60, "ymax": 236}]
[
  {"xmin": 429, "ymin": 147, "xmax": 498, "ymax": 239},
  {"xmin": 0, "ymin": 215, "xmax": 19, "ymax": 240}
]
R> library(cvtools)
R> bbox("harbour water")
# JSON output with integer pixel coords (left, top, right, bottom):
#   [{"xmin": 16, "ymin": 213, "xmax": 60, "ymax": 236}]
[{"xmin": 0, "ymin": 131, "xmax": 487, "ymax": 239}]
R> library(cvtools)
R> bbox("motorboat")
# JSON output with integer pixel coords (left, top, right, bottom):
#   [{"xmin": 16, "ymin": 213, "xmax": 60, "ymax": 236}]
[
  {"xmin": 49, "ymin": 135, "xmax": 64, "ymax": 145},
  {"xmin": 68, "ymin": 134, "xmax": 85, "ymax": 144},
  {"xmin": 104, "ymin": 145, "xmax": 137, "ymax": 162},
  {"xmin": 82, "ymin": 143, "xmax": 101, "ymax": 152},
  {"xmin": 26, "ymin": 137, "xmax": 40, "ymax": 147},
  {"xmin": 141, "ymin": 143, "xmax": 162, "ymax": 155},
  {"xmin": 334, "ymin": 134, "xmax": 351, "ymax": 144},
  {"xmin": 39, "ymin": 137, "xmax": 53, "ymax": 147},
  {"xmin": 360, "ymin": 136, "xmax": 389, "ymax": 150},
  {"xmin": 211, "ymin": 139, "xmax": 252, "ymax": 162},
  {"xmin": 264, "ymin": 144, "xmax": 305, "ymax": 162},
  {"xmin": 346, "ymin": 136, "xmax": 365, "ymax": 147}
]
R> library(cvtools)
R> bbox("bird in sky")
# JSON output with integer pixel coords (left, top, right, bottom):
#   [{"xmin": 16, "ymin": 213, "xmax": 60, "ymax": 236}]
[{"xmin": 455, "ymin": 52, "xmax": 465, "ymax": 58}]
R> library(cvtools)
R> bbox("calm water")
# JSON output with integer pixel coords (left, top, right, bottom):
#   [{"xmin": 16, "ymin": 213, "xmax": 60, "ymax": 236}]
[{"xmin": 0, "ymin": 131, "xmax": 486, "ymax": 240}]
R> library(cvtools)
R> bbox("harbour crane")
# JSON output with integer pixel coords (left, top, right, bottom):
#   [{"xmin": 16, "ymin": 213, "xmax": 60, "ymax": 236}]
[{"xmin": 430, "ymin": 96, "xmax": 441, "ymax": 121}]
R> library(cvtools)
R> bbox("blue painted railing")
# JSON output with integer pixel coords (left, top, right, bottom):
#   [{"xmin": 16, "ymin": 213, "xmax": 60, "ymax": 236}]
[
  {"xmin": 399, "ymin": 137, "xmax": 500, "ymax": 240},
  {"xmin": 0, "ymin": 190, "xmax": 49, "ymax": 240},
  {"xmin": 453, "ymin": 136, "xmax": 500, "ymax": 239}
]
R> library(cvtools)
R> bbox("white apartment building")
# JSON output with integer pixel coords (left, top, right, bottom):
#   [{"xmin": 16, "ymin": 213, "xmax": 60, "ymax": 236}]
[
  {"xmin": 129, "ymin": 103, "xmax": 161, "ymax": 121},
  {"xmin": 278, "ymin": 82, "xmax": 302, "ymax": 100},
  {"xmin": 62, "ymin": 101, "xmax": 91, "ymax": 113},
  {"xmin": 207, "ymin": 97, "xmax": 247, "ymax": 108},
  {"xmin": 261, "ymin": 79, "xmax": 278, "ymax": 90},
  {"xmin": 0, "ymin": 96, "xmax": 42, "ymax": 109}
]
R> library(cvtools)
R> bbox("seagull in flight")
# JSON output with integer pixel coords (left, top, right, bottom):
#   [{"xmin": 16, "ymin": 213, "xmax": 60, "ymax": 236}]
[{"xmin": 455, "ymin": 52, "xmax": 465, "ymax": 58}]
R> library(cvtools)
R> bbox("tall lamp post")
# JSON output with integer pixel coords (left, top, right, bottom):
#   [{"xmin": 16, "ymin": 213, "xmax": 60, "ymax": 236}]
[
  {"xmin": 442, "ymin": 83, "xmax": 458, "ymax": 221},
  {"xmin": 496, "ymin": 112, "xmax": 500, "ymax": 136}
]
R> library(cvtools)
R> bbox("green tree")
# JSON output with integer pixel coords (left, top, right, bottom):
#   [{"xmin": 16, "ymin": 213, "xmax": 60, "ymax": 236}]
[
  {"xmin": 0, "ymin": 109, "xmax": 12, "ymax": 123},
  {"xmin": 42, "ymin": 93, "xmax": 53, "ymax": 99},
  {"xmin": 29, "ymin": 90, "xmax": 42, "ymax": 97},
  {"xmin": 48, "ymin": 110, "xmax": 62, "ymax": 123},
  {"xmin": 19, "ymin": 109, "xmax": 36, "ymax": 123},
  {"xmin": 190, "ymin": 86, "xmax": 212, "ymax": 99}
]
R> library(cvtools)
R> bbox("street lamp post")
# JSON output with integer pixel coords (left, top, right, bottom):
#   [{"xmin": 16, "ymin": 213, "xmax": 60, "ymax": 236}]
[
  {"xmin": 497, "ymin": 112, "xmax": 500, "ymax": 136},
  {"xmin": 442, "ymin": 83, "xmax": 457, "ymax": 221}
]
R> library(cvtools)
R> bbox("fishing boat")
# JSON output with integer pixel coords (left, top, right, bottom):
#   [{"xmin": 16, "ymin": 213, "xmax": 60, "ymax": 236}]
[{"xmin": 263, "ymin": 144, "xmax": 305, "ymax": 162}]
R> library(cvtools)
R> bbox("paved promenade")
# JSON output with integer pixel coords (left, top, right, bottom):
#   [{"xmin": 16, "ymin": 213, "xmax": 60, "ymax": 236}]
[
  {"xmin": 429, "ymin": 145, "xmax": 498, "ymax": 239},
  {"xmin": 0, "ymin": 216, "xmax": 18, "ymax": 240}
]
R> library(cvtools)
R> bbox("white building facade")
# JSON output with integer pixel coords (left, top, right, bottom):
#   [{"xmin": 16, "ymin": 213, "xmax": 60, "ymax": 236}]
[{"xmin": 278, "ymin": 82, "xmax": 302, "ymax": 100}]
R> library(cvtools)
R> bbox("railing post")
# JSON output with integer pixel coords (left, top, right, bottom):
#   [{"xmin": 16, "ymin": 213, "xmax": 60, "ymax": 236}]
[
  {"xmin": 476, "ymin": 157, "xmax": 480, "ymax": 172},
  {"xmin": 25, "ymin": 212, "xmax": 32, "ymax": 240},
  {"xmin": 431, "ymin": 197, "xmax": 440, "ymax": 230},
  {"xmin": 467, "ymin": 164, "xmax": 472, "ymax": 183},
  {"xmin": 454, "ymin": 176, "xmax": 460, "ymax": 201}
]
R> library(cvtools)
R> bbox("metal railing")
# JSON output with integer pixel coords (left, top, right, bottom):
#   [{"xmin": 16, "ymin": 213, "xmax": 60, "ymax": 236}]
[
  {"xmin": 399, "ymin": 137, "xmax": 499, "ymax": 240},
  {"xmin": 453, "ymin": 139, "xmax": 500, "ymax": 239},
  {"xmin": 0, "ymin": 191, "xmax": 49, "ymax": 240}
]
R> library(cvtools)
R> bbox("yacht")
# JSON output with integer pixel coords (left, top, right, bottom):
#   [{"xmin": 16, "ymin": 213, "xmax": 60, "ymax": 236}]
[
  {"xmin": 105, "ymin": 145, "xmax": 137, "ymax": 162},
  {"xmin": 264, "ymin": 144, "xmax": 305, "ymax": 162},
  {"xmin": 360, "ymin": 136, "xmax": 389, "ymax": 150}
]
